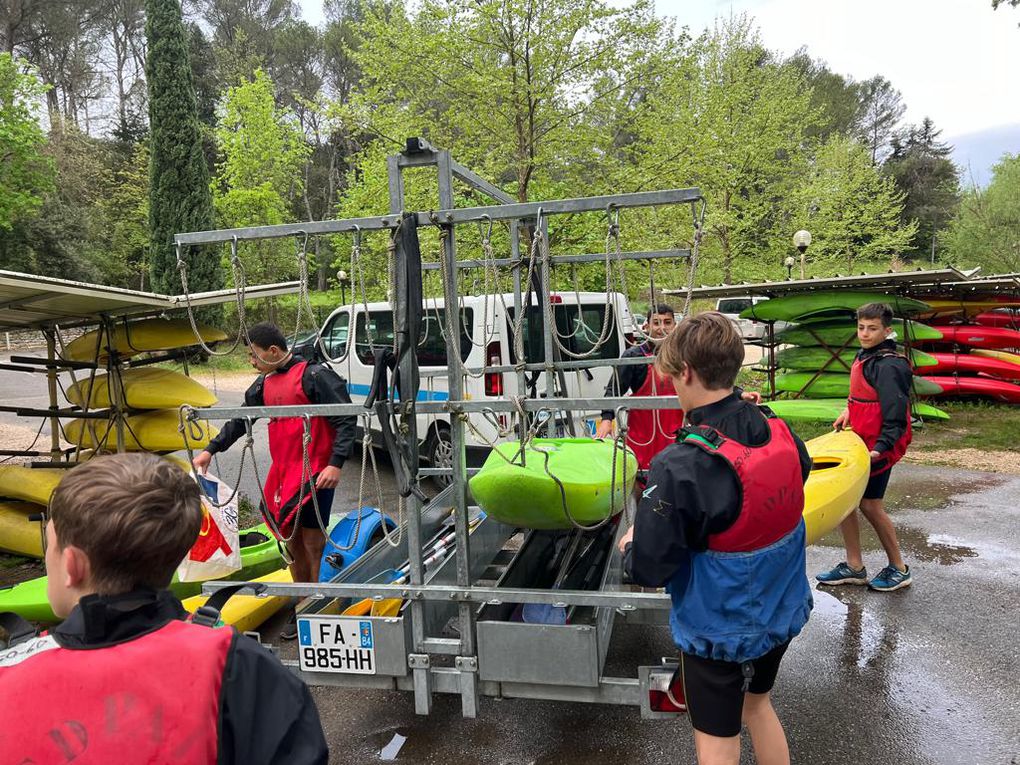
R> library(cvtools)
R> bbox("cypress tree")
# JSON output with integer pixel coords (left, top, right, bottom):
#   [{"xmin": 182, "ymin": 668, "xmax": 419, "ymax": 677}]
[{"xmin": 144, "ymin": 0, "xmax": 220, "ymax": 299}]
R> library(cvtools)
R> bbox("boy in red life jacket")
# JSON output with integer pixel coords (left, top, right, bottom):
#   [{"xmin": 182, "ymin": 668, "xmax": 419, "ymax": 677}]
[
  {"xmin": 817, "ymin": 302, "xmax": 913, "ymax": 592},
  {"xmin": 194, "ymin": 322, "xmax": 357, "ymax": 638},
  {"xmin": 619, "ymin": 312, "xmax": 813, "ymax": 765},
  {"xmin": 0, "ymin": 454, "xmax": 327, "ymax": 765},
  {"xmin": 594, "ymin": 304, "xmax": 760, "ymax": 472}
]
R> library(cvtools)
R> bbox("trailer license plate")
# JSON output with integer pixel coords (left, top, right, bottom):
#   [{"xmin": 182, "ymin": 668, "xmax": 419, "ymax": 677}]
[{"xmin": 297, "ymin": 616, "xmax": 376, "ymax": 674}]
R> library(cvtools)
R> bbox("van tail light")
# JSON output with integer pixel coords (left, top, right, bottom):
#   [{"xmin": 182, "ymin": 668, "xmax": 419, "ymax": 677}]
[
  {"xmin": 484, "ymin": 341, "xmax": 503, "ymax": 397},
  {"xmin": 549, "ymin": 294, "xmax": 562, "ymax": 304}
]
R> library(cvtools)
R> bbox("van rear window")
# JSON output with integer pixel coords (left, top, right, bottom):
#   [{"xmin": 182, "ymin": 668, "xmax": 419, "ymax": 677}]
[
  {"xmin": 717, "ymin": 298, "xmax": 753, "ymax": 315},
  {"xmin": 354, "ymin": 308, "xmax": 474, "ymax": 366},
  {"xmin": 506, "ymin": 304, "xmax": 619, "ymax": 363}
]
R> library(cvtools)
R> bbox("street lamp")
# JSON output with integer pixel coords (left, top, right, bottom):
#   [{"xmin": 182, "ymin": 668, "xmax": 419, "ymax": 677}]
[
  {"xmin": 337, "ymin": 269, "xmax": 350, "ymax": 305},
  {"xmin": 793, "ymin": 230, "xmax": 812, "ymax": 280},
  {"xmin": 784, "ymin": 256, "xmax": 796, "ymax": 280}
]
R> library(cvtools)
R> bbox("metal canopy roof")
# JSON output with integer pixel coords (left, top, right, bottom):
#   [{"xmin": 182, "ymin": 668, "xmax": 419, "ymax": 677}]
[
  {"xmin": 0, "ymin": 270, "xmax": 300, "ymax": 332},
  {"xmin": 665, "ymin": 267, "xmax": 981, "ymax": 300}
]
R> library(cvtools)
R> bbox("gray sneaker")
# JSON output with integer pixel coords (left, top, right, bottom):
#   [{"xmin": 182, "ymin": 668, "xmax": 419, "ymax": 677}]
[{"xmin": 816, "ymin": 561, "xmax": 869, "ymax": 586}]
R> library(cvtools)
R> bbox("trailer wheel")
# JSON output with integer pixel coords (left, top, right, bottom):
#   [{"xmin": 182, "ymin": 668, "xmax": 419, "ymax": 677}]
[{"xmin": 425, "ymin": 425, "xmax": 454, "ymax": 489}]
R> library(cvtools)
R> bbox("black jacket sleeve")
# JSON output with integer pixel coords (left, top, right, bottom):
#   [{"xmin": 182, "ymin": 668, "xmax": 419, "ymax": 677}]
[
  {"xmin": 601, "ymin": 346, "xmax": 651, "ymax": 421},
  {"xmin": 865, "ymin": 356, "xmax": 912, "ymax": 454},
  {"xmin": 792, "ymin": 430, "xmax": 813, "ymax": 483},
  {"xmin": 206, "ymin": 377, "xmax": 265, "ymax": 455},
  {"xmin": 303, "ymin": 364, "xmax": 357, "ymax": 469},
  {"xmin": 218, "ymin": 634, "xmax": 328, "ymax": 765}
]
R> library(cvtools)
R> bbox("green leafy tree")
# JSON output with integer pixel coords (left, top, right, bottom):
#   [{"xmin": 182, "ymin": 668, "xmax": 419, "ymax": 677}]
[
  {"xmin": 785, "ymin": 51, "xmax": 863, "ymax": 143},
  {"xmin": 946, "ymin": 154, "xmax": 1020, "ymax": 272},
  {"xmin": 883, "ymin": 117, "xmax": 960, "ymax": 262},
  {"xmin": 794, "ymin": 135, "xmax": 916, "ymax": 270},
  {"xmin": 0, "ymin": 54, "xmax": 53, "ymax": 230},
  {"xmin": 213, "ymin": 69, "xmax": 310, "ymax": 315},
  {"xmin": 632, "ymin": 16, "xmax": 818, "ymax": 283},
  {"xmin": 100, "ymin": 142, "xmax": 151, "ymax": 288},
  {"xmin": 856, "ymin": 75, "xmax": 905, "ymax": 164},
  {"xmin": 145, "ymin": 0, "xmax": 220, "ymax": 298}
]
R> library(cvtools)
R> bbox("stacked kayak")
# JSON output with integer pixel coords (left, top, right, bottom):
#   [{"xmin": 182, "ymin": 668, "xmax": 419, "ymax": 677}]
[
  {"xmin": 777, "ymin": 318, "xmax": 942, "ymax": 348},
  {"xmin": 741, "ymin": 291, "xmax": 929, "ymax": 322},
  {"xmin": 771, "ymin": 372, "xmax": 943, "ymax": 399},
  {"xmin": 775, "ymin": 346, "xmax": 936, "ymax": 373},
  {"xmin": 63, "ymin": 409, "xmax": 218, "ymax": 452},
  {"xmin": 0, "ymin": 525, "xmax": 285, "ymax": 623},
  {"xmin": 469, "ymin": 439, "xmax": 637, "ymax": 530},
  {"xmin": 767, "ymin": 399, "xmax": 949, "ymax": 424},
  {"xmin": 63, "ymin": 318, "xmax": 227, "ymax": 362}
]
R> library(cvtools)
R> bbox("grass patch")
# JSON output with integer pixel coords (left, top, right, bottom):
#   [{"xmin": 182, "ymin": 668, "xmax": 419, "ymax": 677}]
[{"xmin": 910, "ymin": 401, "xmax": 1020, "ymax": 453}]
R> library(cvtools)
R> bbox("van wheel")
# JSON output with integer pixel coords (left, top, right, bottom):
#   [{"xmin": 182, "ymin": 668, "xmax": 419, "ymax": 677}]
[{"xmin": 425, "ymin": 426, "xmax": 454, "ymax": 489}]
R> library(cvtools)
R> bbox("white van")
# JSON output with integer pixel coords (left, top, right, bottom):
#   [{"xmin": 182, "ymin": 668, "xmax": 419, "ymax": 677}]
[
  {"xmin": 309, "ymin": 292, "xmax": 636, "ymax": 480},
  {"xmin": 715, "ymin": 296, "xmax": 783, "ymax": 341}
]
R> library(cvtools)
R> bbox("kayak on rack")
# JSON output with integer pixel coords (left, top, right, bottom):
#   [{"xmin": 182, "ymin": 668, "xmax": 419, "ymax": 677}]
[
  {"xmin": 739, "ymin": 291, "xmax": 929, "ymax": 323},
  {"xmin": 0, "ymin": 466, "xmax": 64, "ymax": 506},
  {"xmin": 771, "ymin": 372, "xmax": 944, "ymax": 399},
  {"xmin": 63, "ymin": 409, "xmax": 218, "ymax": 452},
  {"xmin": 63, "ymin": 318, "xmax": 228, "ymax": 362},
  {"xmin": 469, "ymin": 438, "xmax": 638, "ymax": 530},
  {"xmin": 918, "ymin": 300, "xmax": 1020, "ymax": 320},
  {"xmin": 65, "ymin": 368, "xmax": 218, "ymax": 409},
  {"xmin": 774, "ymin": 346, "xmax": 937, "ymax": 372},
  {"xmin": 181, "ymin": 568, "xmax": 293, "ymax": 633},
  {"xmin": 919, "ymin": 375, "xmax": 1020, "ymax": 404},
  {"xmin": 0, "ymin": 501, "xmax": 44, "ymax": 558},
  {"xmin": 765, "ymin": 399, "xmax": 949, "ymax": 424},
  {"xmin": 974, "ymin": 310, "xmax": 1020, "ymax": 329},
  {"xmin": 776, "ymin": 319, "xmax": 943, "ymax": 347},
  {"xmin": 918, "ymin": 352, "xmax": 1020, "ymax": 381},
  {"xmin": 0, "ymin": 525, "xmax": 284, "ymax": 623},
  {"xmin": 972, "ymin": 349, "xmax": 1020, "ymax": 367},
  {"xmin": 922, "ymin": 325, "xmax": 1020, "ymax": 350}
]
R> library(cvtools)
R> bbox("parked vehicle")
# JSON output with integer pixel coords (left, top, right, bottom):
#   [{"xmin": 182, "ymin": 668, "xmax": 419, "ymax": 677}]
[
  {"xmin": 303, "ymin": 292, "xmax": 636, "ymax": 484},
  {"xmin": 715, "ymin": 296, "xmax": 785, "ymax": 341}
]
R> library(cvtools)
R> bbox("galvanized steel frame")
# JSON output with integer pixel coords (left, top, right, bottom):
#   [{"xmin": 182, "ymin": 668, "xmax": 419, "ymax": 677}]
[{"xmin": 186, "ymin": 142, "xmax": 699, "ymax": 716}]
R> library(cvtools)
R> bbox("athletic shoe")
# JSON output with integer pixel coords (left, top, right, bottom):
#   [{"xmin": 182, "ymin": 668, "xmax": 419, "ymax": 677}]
[
  {"xmin": 280, "ymin": 611, "xmax": 298, "ymax": 641},
  {"xmin": 815, "ymin": 562, "xmax": 869, "ymax": 586},
  {"xmin": 869, "ymin": 565, "xmax": 912, "ymax": 592}
]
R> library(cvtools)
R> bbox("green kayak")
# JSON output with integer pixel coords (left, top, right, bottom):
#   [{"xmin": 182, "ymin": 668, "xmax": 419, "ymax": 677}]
[
  {"xmin": 777, "ymin": 318, "xmax": 943, "ymax": 347},
  {"xmin": 766, "ymin": 398, "xmax": 950, "ymax": 423},
  {"xmin": 0, "ymin": 525, "xmax": 283, "ymax": 623},
  {"xmin": 468, "ymin": 438, "xmax": 637, "ymax": 530},
  {"xmin": 775, "ymin": 346, "xmax": 938, "ymax": 371},
  {"xmin": 740, "ymin": 291, "xmax": 930, "ymax": 322},
  {"xmin": 771, "ymin": 372, "xmax": 944, "ymax": 398}
]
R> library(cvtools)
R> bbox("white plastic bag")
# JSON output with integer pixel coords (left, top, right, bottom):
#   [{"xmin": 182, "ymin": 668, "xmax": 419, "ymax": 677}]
[{"xmin": 176, "ymin": 471, "xmax": 242, "ymax": 582}]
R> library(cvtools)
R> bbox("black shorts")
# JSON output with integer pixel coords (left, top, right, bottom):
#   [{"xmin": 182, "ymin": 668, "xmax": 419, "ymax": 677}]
[
  {"xmin": 863, "ymin": 463, "xmax": 893, "ymax": 500},
  {"xmin": 681, "ymin": 641, "xmax": 791, "ymax": 738},
  {"xmin": 298, "ymin": 488, "xmax": 335, "ymax": 529}
]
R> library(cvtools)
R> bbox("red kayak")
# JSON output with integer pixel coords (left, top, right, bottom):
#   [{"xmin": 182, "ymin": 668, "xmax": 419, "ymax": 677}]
[
  {"xmin": 921, "ymin": 375, "xmax": 1020, "ymax": 404},
  {"xmin": 925, "ymin": 325, "xmax": 1020, "ymax": 350},
  {"xmin": 919, "ymin": 352, "xmax": 1020, "ymax": 381},
  {"xmin": 975, "ymin": 310, "xmax": 1020, "ymax": 329}
]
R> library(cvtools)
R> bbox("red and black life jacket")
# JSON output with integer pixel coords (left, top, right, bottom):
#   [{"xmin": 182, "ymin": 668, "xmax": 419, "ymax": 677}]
[
  {"xmin": 848, "ymin": 351, "xmax": 912, "ymax": 476},
  {"xmin": 626, "ymin": 347, "xmax": 685, "ymax": 471},
  {"xmin": 262, "ymin": 359, "xmax": 335, "ymax": 539},
  {"xmin": 0, "ymin": 619, "xmax": 233, "ymax": 763},
  {"xmin": 678, "ymin": 414, "xmax": 805, "ymax": 552}
]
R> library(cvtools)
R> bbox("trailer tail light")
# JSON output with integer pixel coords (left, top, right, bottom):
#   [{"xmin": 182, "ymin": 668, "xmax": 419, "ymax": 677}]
[
  {"xmin": 485, "ymin": 341, "xmax": 503, "ymax": 397},
  {"xmin": 639, "ymin": 663, "xmax": 687, "ymax": 719},
  {"xmin": 549, "ymin": 294, "xmax": 562, "ymax": 303}
]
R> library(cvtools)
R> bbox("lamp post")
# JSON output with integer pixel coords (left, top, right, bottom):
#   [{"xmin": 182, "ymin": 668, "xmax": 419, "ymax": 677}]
[
  {"xmin": 784, "ymin": 256, "xmax": 796, "ymax": 280},
  {"xmin": 337, "ymin": 269, "xmax": 350, "ymax": 305},
  {"xmin": 793, "ymin": 230, "xmax": 812, "ymax": 280}
]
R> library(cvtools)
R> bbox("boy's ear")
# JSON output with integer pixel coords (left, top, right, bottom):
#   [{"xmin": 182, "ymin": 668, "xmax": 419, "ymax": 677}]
[{"xmin": 63, "ymin": 545, "xmax": 92, "ymax": 590}]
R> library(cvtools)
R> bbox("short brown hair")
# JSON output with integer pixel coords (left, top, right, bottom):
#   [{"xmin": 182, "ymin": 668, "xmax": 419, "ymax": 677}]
[
  {"xmin": 49, "ymin": 454, "xmax": 203, "ymax": 595},
  {"xmin": 857, "ymin": 302, "xmax": 893, "ymax": 327},
  {"xmin": 656, "ymin": 311, "xmax": 743, "ymax": 390}
]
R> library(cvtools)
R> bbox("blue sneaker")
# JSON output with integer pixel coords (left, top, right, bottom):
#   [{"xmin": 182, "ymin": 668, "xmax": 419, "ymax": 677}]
[
  {"xmin": 816, "ymin": 562, "xmax": 868, "ymax": 586},
  {"xmin": 869, "ymin": 565, "xmax": 912, "ymax": 592}
]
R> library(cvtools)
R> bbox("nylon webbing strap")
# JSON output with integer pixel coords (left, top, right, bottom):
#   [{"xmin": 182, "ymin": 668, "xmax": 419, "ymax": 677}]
[
  {"xmin": 0, "ymin": 612, "xmax": 38, "ymax": 648},
  {"xmin": 191, "ymin": 583, "xmax": 267, "ymax": 628}
]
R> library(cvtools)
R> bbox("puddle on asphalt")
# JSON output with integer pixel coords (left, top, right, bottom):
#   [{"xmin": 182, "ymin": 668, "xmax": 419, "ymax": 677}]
[{"xmin": 817, "ymin": 523, "xmax": 979, "ymax": 565}]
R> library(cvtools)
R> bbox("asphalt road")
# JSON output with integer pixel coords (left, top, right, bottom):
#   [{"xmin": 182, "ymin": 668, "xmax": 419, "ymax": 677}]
[{"xmin": 2, "ymin": 359, "xmax": 1018, "ymax": 764}]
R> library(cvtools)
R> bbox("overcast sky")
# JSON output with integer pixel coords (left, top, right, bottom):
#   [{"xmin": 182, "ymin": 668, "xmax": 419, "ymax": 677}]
[{"xmin": 297, "ymin": 0, "xmax": 1020, "ymax": 180}]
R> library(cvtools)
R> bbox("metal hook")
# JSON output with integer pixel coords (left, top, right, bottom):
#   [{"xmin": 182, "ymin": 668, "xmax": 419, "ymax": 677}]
[
  {"xmin": 296, "ymin": 230, "xmax": 310, "ymax": 260},
  {"xmin": 230, "ymin": 235, "xmax": 240, "ymax": 264},
  {"xmin": 350, "ymin": 224, "xmax": 362, "ymax": 250},
  {"xmin": 478, "ymin": 214, "xmax": 494, "ymax": 242},
  {"xmin": 175, "ymin": 241, "xmax": 186, "ymax": 267}
]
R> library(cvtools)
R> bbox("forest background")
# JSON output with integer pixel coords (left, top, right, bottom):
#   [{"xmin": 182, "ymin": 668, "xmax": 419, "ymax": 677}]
[{"xmin": 1, "ymin": 0, "xmax": 1018, "ymax": 313}]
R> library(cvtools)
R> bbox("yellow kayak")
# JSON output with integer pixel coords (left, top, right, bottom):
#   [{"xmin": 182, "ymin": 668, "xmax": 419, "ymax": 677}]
[
  {"xmin": 65, "ymin": 368, "xmax": 218, "ymax": 409},
  {"xmin": 63, "ymin": 410, "xmax": 218, "ymax": 452},
  {"xmin": 802, "ymin": 429, "xmax": 870, "ymax": 544},
  {"xmin": 0, "ymin": 466, "xmax": 64, "ymax": 505},
  {"xmin": 63, "ymin": 319, "xmax": 228, "ymax": 362},
  {"xmin": 972, "ymin": 348, "xmax": 1020, "ymax": 367},
  {"xmin": 0, "ymin": 501, "xmax": 45, "ymax": 558},
  {"xmin": 182, "ymin": 568, "xmax": 292, "ymax": 633}
]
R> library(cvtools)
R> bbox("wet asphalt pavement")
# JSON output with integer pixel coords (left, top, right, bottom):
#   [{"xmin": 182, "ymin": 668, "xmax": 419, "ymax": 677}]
[{"xmin": 2, "ymin": 362, "xmax": 1018, "ymax": 763}]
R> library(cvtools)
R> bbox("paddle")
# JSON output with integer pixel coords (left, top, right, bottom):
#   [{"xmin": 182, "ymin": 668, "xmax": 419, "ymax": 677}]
[{"xmin": 521, "ymin": 530, "xmax": 586, "ymax": 625}]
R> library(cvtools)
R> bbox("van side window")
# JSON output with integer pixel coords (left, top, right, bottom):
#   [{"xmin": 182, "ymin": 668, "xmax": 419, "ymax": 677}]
[
  {"xmin": 355, "ymin": 308, "xmax": 474, "ymax": 365},
  {"xmin": 507, "ymin": 304, "xmax": 620, "ymax": 362},
  {"xmin": 320, "ymin": 311, "xmax": 350, "ymax": 358}
]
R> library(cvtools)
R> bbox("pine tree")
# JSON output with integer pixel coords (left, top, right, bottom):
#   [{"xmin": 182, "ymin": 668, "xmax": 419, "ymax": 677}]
[{"xmin": 145, "ymin": 0, "xmax": 220, "ymax": 299}]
